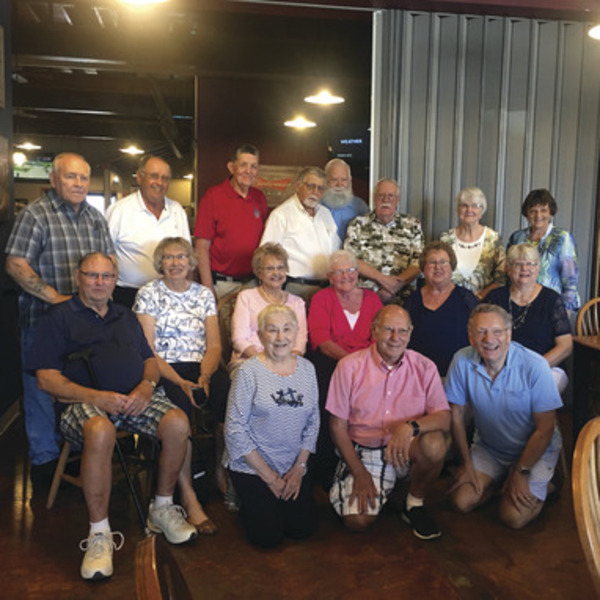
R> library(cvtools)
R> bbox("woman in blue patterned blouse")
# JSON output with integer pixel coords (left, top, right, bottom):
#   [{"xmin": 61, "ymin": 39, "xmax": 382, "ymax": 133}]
[
  {"xmin": 224, "ymin": 304, "xmax": 320, "ymax": 548},
  {"xmin": 507, "ymin": 189, "xmax": 580, "ymax": 313},
  {"xmin": 135, "ymin": 237, "xmax": 228, "ymax": 535}
]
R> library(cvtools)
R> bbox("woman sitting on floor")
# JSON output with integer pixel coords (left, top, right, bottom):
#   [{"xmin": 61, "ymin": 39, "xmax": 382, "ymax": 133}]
[
  {"xmin": 230, "ymin": 242, "xmax": 307, "ymax": 370},
  {"xmin": 134, "ymin": 236, "xmax": 229, "ymax": 535},
  {"xmin": 224, "ymin": 304, "xmax": 320, "ymax": 548},
  {"xmin": 484, "ymin": 243, "xmax": 572, "ymax": 393},
  {"xmin": 404, "ymin": 241, "xmax": 479, "ymax": 377}
]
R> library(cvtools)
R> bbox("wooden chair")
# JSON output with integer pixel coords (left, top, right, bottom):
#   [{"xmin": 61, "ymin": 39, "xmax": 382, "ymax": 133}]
[
  {"xmin": 135, "ymin": 534, "xmax": 193, "ymax": 600},
  {"xmin": 46, "ymin": 432, "xmax": 156, "ymax": 510},
  {"xmin": 572, "ymin": 417, "xmax": 600, "ymax": 596},
  {"xmin": 576, "ymin": 297, "xmax": 600, "ymax": 336}
]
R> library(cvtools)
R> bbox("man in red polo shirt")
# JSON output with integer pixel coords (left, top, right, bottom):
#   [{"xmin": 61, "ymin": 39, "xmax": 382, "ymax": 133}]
[{"xmin": 194, "ymin": 144, "xmax": 268, "ymax": 299}]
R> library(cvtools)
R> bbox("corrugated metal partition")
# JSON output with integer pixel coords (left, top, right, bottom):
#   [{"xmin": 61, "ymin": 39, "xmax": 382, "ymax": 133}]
[{"xmin": 371, "ymin": 10, "xmax": 600, "ymax": 304}]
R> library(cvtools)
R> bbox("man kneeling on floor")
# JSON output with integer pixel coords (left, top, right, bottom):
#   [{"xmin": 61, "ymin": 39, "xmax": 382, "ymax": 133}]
[
  {"xmin": 445, "ymin": 303, "xmax": 562, "ymax": 528},
  {"xmin": 326, "ymin": 305, "xmax": 450, "ymax": 539},
  {"xmin": 27, "ymin": 252, "xmax": 197, "ymax": 581}
]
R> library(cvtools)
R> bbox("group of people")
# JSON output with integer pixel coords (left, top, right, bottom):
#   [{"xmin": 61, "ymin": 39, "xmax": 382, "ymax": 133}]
[{"xmin": 4, "ymin": 145, "xmax": 579, "ymax": 581}]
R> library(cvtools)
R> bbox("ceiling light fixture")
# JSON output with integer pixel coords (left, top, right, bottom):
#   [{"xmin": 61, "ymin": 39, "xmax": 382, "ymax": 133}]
[
  {"xmin": 304, "ymin": 90, "xmax": 345, "ymax": 105},
  {"xmin": 284, "ymin": 116, "xmax": 317, "ymax": 129},
  {"xmin": 119, "ymin": 145, "xmax": 145, "ymax": 155},
  {"xmin": 184, "ymin": 173, "xmax": 194, "ymax": 180},
  {"xmin": 15, "ymin": 142, "xmax": 41, "ymax": 151},
  {"xmin": 589, "ymin": 24, "xmax": 600, "ymax": 39},
  {"xmin": 119, "ymin": 0, "xmax": 169, "ymax": 6},
  {"xmin": 13, "ymin": 152, "xmax": 27, "ymax": 167}
]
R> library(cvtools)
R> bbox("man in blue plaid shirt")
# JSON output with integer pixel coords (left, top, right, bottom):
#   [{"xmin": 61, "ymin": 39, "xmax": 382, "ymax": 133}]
[{"xmin": 5, "ymin": 153, "xmax": 114, "ymax": 489}]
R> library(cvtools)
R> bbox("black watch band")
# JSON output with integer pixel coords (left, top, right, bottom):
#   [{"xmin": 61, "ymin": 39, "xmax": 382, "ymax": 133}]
[{"xmin": 407, "ymin": 420, "xmax": 420, "ymax": 437}]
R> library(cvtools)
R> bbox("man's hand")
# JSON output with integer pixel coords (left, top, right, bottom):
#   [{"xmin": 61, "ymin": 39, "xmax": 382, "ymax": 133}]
[
  {"xmin": 350, "ymin": 468, "xmax": 378, "ymax": 513},
  {"xmin": 504, "ymin": 469, "xmax": 537, "ymax": 510},
  {"xmin": 449, "ymin": 461, "xmax": 482, "ymax": 495},
  {"xmin": 378, "ymin": 273, "xmax": 404, "ymax": 295},
  {"xmin": 94, "ymin": 391, "xmax": 132, "ymax": 416},
  {"xmin": 385, "ymin": 422, "xmax": 414, "ymax": 469},
  {"xmin": 122, "ymin": 380, "xmax": 154, "ymax": 417}
]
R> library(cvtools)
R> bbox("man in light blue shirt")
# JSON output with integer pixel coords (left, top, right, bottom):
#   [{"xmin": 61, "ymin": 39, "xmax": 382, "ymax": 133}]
[
  {"xmin": 445, "ymin": 304, "xmax": 562, "ymax": 529},
  {"xmin": 321, "ymin": 158, "xmax": 369, "ymax": 241}
]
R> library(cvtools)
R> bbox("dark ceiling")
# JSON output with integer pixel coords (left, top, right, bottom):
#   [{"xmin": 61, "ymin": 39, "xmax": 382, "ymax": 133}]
[{"xmin": 11, "ymin": 0, "xmax": 598, "ymax": 178}]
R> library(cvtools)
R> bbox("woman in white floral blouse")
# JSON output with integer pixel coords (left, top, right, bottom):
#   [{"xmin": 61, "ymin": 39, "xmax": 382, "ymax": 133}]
[{"xmin": 440, "ymin": 187, "xmax": 506, "ymax": 300}]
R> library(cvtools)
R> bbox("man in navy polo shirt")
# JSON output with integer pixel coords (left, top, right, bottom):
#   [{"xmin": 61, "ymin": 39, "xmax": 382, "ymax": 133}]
[{"xmin": 27, "ymin": 252, "xmax": 197, "ymax": 581}]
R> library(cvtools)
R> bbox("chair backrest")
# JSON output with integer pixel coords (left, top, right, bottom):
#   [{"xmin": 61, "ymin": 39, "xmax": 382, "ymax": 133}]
[
  {"xmin": 576, "ymin": 297, "xmax": 600, "ymax": 336},
  {"xmin": 572, "ymin": 417, "xmax": 600, "ymax": 596},
  {"xmin": 135, "ymin": 534, "xmax": 193, "ymax": 600}
]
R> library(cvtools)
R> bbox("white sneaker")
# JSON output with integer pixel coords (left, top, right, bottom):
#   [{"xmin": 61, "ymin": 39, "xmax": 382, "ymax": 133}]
[
  {"xmin": 79, "ymin": 531, "xmax": 124, "ymax": 580},
  {"xmin": 147, "ymin": 502, "xmax": 198, "ymax": 544}
]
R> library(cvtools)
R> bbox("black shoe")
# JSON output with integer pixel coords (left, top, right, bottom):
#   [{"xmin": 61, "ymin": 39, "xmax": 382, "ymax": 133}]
[{"xmin": 401, "ymin": 504, "xmax": 442, "ymax": 540}]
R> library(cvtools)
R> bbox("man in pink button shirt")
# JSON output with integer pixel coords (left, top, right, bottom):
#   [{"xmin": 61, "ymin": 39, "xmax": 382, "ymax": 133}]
[{"xmin": 326, "ymin": 305, "xmax": 450, "ymax": 539}]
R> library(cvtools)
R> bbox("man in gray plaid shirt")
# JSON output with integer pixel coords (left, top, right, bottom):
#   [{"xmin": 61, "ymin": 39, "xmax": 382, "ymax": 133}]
[{"xmin": 5, "ymin": 152, "xmax": 114, "ymax": 489}]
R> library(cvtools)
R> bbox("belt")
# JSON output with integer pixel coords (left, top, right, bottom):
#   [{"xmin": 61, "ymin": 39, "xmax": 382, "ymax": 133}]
[
  {"xmin": 212, "ymin": 272, "xmax": 254, "ymax": 283},
  {"xmin": 286, "ymin": 276, "xmax": 327, "ymax": 287}
]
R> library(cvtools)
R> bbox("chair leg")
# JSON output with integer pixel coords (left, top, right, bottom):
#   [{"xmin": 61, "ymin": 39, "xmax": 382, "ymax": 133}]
[{"xmin": 46, "ymin": 441, "xmax": 72, "ymax": 510}]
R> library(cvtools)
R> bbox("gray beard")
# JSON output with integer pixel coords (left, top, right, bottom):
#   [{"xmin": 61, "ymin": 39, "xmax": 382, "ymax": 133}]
[{"xmin": 322, "ymin": 188, "xmax": 353, "ymax": 209}]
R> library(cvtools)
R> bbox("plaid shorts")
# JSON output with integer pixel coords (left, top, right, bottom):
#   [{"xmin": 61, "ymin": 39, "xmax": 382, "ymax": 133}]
[
  {"xmin": 59, "ymin": 387, "xmax": 176, "ymax": 450},
  {"xmin": 329, "ymin": 444, "xmax": 410, "ymax": 517}
]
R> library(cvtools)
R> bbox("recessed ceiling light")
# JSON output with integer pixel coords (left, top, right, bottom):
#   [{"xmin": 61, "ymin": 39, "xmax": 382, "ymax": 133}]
[
  {"xmin": 589, "ymin": 24, "xmax": 600, "ymax": 39},
  {"xmin": 15, "ymin": 142, "xmax": 41, "ymax": 151},
  {"xmin": 119, "ymin": 145, "xmax": 145, "ymax": 155},
  {"xmin": 13, "ymin": 152, "xmax": 27, "ymax": 166},
  {"xmin": 284, "ymin": 116, "xmax": 317, "ymax": 129},
  {"xmin": 304, "ymin": 90, "xmax": 345, "ymax": 105}
]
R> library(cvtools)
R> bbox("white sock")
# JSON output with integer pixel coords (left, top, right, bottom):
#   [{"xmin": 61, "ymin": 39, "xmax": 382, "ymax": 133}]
[
  {"xmin": 89, "ymin": 518, "xmax": 111, "ymax": 535},
  {"xmin": 153, "ymin": 495, "xmax": 173, "ymax": 508},
  {"xmin": 406, "ymin": 492, "xmax": 424, "ymax": 511}
]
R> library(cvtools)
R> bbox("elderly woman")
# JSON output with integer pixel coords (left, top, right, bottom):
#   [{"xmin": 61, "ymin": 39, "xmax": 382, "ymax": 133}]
[
  {"xmin": 230, "ymin": 242, "xmax": 307, "ymax": 369},
  {"xmin": 404, "ymin": 241, "xmax": 479, "ymax": 376},
  {"xmin": 484, "ymin": 243, "xmax": 572, "ymax": 393},
  {"xmin": 134, "ymin": 237, "xmax": 229, "ymax": 535},
  {"xmin": 507, "ymin": 188, "xmax": 580, "ymax": 312},
  {"xmin": 224, "ymin": 304, "xmax": 319, "ymax": 548},
  {"xmin": 440, "ymin": 187, "xmax": 506, "ymax": 299}
]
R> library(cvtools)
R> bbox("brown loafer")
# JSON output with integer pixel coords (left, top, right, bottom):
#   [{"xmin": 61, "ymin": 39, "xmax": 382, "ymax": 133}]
[{"xmin": 195, "ymin": 518, "xmax": 218, "ymax": 536}]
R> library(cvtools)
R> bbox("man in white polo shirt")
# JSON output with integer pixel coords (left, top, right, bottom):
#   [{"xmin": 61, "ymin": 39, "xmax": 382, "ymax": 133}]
[{"xmin": 106, "ymin": 155, "xmax": 191, "ymax": 307}]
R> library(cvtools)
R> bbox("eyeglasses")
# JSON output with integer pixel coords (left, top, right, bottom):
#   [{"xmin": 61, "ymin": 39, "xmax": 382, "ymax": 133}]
[
  {"xmin": 79, "ymin": 271, "xmax": 116, "ymax": 281},
  {"xmin": 425, "ymin": 260, "xmax": 450, "ymax": 267},
  {"xmin": 303, "ymin": 182, "xmax": 326, "ymax": 194},
  {"xmin": 509, "ymin": 261, "xmax": 538, "ymax": 269},
  {"xmin": 458, "ymin": 203, "xmax": 483, "ymax": 211},
  {"xmin": 472, "ymin": 327, "xmax": 509, "ymax": 338},
  {"xmin": 331, "ymin": 267, "xmax": 358, "ymax": 277},
  {"xmin": 262, "ymin": 265, "xmax": 286, "ymax": 273},
  {"xmin": 141, "ymin": 171, "xmax": 171, "ymax": 183},
  {"xmin": 163, "ymin": 253, "xmax": 188, "ymax": 262},
  {"xmin": 379, "ymin": 325, "xmax": 412, "ymax": 336}
]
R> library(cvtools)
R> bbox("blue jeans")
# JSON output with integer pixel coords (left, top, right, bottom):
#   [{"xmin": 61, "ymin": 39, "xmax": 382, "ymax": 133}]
[{"xmin": 21, "ymin": 327, "xmax": 60, "ymax": 465}]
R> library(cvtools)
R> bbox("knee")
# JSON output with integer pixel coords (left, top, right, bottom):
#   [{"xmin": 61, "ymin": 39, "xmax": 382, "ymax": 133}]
[
  {"xmin": 415, "ymin": 431, "xmax": 447, "ymax": 464},
  {"xmin": 343, "ymin": 514, "xmax": 376, "ymax": 532},
  {"xmin": 157, "ymin": 408, "xmax": 190, "ymax": 441},
  {"xmin": 499, "ymin": 499, "xmax": 540, "ymax": 529},
  {"xmin": 83, "ymin": 417, "xmax": 116, "ymax": 451},
  {"xmin": 451, "ymin": 489, "xmax": 478, "ymax": 514}
]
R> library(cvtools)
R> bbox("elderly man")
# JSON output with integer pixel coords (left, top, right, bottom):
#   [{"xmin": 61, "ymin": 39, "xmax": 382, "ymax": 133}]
[
  {"xmin": 322, "ymin": 158, "xmax": 369, "ymax": 240},
  {"xmin": 326, "ymin": 305, "xmax": 450, "ymax": 539},
  {"xmin": 260, "ymin": 166, "xmax": 340, "ymax": 300},
  {"xmin": 5, "ymin": 153, "xmax": 114, "ymax": 485},
  {"xmin": 446, "ymin": 304, "xmax": 563, "ymax": 529},
  {"xmin": 344, "ymin": 178, "xmax": 423, "ymax": 303},
  {"xmin": 106, "ymin": 155, "xmax": 191, "ymax": 308},
  {"xmin": 27, "ymin": 252, "xmax": 197, "ymax": 580},
  {"xmin": 194, "ymin": 144, "xmax": 268, "ymax": 299}
]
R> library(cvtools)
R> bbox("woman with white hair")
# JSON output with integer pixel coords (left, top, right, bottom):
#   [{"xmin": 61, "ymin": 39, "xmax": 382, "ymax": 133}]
[
  {"xmin": 484, "ymin": 243, "xmax": 572, "ymax": 393},
  {"xmin": 440, "ymin": 187, "xmax": 506, "ymax": 299}
]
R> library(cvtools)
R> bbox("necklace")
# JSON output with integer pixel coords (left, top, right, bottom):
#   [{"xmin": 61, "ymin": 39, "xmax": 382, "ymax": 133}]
[
  {"xmin": 510, "ymin": 299, "xmax": 531, "ymax": 330},
  {"xmin": 258, "ymin": 285, "xmax": 286, "ymax": 305},
  {"xmin": 456, "ymin": 239, "xmax": 482, "ymax": 250}
]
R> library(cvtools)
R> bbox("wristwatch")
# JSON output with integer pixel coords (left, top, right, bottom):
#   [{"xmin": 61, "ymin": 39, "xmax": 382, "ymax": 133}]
[
  {"xmin": 407, "ymin": 420, "xmax": 420, "ymax": 437},
  {"xmin": 516, "ymin": 465, "xmax": 531, "ymax": 476}
]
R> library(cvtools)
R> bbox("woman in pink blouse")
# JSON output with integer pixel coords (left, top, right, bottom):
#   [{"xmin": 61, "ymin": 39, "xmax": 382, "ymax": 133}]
[
  {"xmin": 307, "ymin": 249, "xmax": 383, "ymax": 488},
  {"xmin": 230, "ymin": 243, "xmax": 307, "ymax": 369}
]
